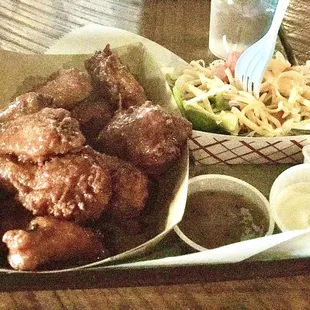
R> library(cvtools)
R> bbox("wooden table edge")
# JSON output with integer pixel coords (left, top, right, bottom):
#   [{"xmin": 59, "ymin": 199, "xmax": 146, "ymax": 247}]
[{"xmin": 0, "ymin": 257, "xmax": 309, "ymax": 291}]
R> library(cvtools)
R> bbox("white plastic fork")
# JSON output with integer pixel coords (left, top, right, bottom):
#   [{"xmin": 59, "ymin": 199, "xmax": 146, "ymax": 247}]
[{"xmin": 235, "ymin": 0, "xmax": 290, "ymax": 98}]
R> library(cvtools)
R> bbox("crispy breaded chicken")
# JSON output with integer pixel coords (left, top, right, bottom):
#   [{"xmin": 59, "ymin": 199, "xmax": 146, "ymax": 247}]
[
  {"xmin": 82, "ymin": 146, "xmax": 149, "ymax": 220},
  {"xmin": 85, "ymin": 44, "xmax": 147, "ymax": 110},
  {"xmin": 3, "ymin": 216, "xmax": 106, "ymax": 271},
  {"xmin": 0, "ymin": 108, "xmax": 85, "ymax": 163},
  {"xmin": 0, "ymin": 45, "xmax": 188, "ymax": 271},
  {"xmin": 0, "ymin": 152, "xmax": 112, "ymax": 223},
  {"xmin": 0, "ymin": 146, "xmax": 149, "ymax": 223},
  {"xmin": 0, "ymin": 92, "xmax": 52, "ymax": 122},
  {"xmin": 98, "ymin": 102, "xmax": 192, "ymax": 177},
  {"xmin": 34, "ymin": 68, "xmax": 93, "ymax": 110}
]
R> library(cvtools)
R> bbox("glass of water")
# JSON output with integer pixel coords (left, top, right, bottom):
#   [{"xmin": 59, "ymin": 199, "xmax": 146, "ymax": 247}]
[{"xmin": 209, "ymin": 0, "xmax": 278, "ymax": 59}]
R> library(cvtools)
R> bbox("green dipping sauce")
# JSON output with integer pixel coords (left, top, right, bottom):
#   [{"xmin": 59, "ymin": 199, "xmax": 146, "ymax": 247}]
[{"xmin": 179, "ymin": 190, "xmax": 269, "ymax": 249}]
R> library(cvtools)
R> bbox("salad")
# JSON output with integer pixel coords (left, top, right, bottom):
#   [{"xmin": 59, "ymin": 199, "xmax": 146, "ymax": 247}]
[{"xmin": 168, "ymin": 51, "xmax": 310, "ymax": 137}]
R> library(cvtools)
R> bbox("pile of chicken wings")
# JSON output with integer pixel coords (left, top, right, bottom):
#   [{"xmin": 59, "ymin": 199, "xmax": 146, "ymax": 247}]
[{"xmin": 0, "ymin": 45, "xmax": 192, "ymax": 271}]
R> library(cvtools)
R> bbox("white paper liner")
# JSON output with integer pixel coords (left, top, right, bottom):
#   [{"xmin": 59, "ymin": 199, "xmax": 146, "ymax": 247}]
[{"xmin": 104, "ymin": 228, "xmax": 310, "ymax": 268}]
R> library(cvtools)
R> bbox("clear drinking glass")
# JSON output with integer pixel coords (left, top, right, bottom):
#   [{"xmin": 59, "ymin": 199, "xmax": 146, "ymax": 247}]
[{"xmin": 209, "ymin": 0, "xmax": 278, "ymax": 59}]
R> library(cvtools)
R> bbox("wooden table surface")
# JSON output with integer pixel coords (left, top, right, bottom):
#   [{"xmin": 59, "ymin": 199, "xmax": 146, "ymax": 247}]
[{"xmin": 0, "ymin": 0, "xmax": 310, "ymax": 309}]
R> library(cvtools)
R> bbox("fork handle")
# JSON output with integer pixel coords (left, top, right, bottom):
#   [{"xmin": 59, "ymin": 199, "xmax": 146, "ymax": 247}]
[{"xmin": 268, "ymin": 0, "xmax": 290, "ymax": 42}]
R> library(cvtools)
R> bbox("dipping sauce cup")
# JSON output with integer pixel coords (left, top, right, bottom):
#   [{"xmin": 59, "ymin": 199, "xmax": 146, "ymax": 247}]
[
  {"xmin": 209, "ymin": 0, "xmax": 277, "ymax": 59},
  {"xmin": 270, "ymin": 164, "xmax": 310, "ymax": 232},
  {"xmin": 175, "ymin": 174, "xmax": 274, "ymax": 251}
]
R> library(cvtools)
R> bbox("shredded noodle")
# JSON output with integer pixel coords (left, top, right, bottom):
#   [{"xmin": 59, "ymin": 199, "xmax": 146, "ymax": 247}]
[{"xmin": 174, "ymin": 51, "xmax": 310, "ymax": 136}]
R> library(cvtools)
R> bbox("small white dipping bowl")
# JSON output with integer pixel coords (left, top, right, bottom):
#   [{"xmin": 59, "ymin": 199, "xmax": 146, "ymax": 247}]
[
  {"xmin": 174, "ymin": 174, "xmax": 275, "ymax": 251},
  {"xmin": 269, "ymin": 164, "xmax": 310, "ymax": 232}
]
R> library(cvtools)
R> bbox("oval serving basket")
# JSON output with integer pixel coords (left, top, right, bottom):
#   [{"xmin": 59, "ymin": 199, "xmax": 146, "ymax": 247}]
[{"xmin": 0, "ymin": 43, "xmax": 189, "ymax": 273}]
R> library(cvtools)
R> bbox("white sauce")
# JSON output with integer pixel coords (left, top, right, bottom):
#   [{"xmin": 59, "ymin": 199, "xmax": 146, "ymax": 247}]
[{"xmin": 274, "ymin": 182, "xmax": 310, "ymax": 230}]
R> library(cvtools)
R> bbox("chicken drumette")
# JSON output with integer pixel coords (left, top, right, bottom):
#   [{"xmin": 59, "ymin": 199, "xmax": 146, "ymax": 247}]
[
  {"xmin": 0, "ymin": 92, "xmax": 52, "ymax": 122},
  {"xmin": 2, "ymin": 216, "xmax": 106, "ymax": 271},
  {"xmin": 34, "ymin": 68, "xmax": 93, "ymax": 109},
  {"xmin": 98, "ymin": 102, "xmax": 192, "ymax": 177},
  {"xmin": 85, "ymin": 44, "xmax": 147, "ymax": 110},
  {"xmin": 82, "ymin": 146, "xmax": 149, "ymax": 220},
  {"xmin": 0, "ymin": 151, "xmax": 112, "ymax": 223},
  {"xmin": 0, "ymin": 146, "xmax": 149, "ymax": 224},
  {"xmin": 0, "ymin": 107, "xmax": 85, "ymax": 163}
]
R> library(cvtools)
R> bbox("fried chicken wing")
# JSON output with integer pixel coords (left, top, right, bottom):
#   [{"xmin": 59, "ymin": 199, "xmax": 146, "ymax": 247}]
[
  {"xmin": 0, "ymin": 108, "xmax": 86, "ymax": 162},
  {"xmin": 34, "ymin": 68, "xmax": 93, "ymax": 109},
  {"xmin": 0, "ymin": 153, "xmax": 112, "ymax": 223},
  {"xmin": 0, "ymin": 92, "xmax": 52, "ymax": 122},
  {"xmin": 82, "ymin": 146, "xmax": 149, "ymax": 220},
  {"xmin": 2, "ymin": 216, "xmax": 106, "ymax": 271},
  {"xmin": 0, "ymin": 143, "xmax": 148, "ymax": 224},
  {"xmin": 97, "ymin": 102, "xmax": 192, "ymax": 177},
  {"xmin": 84, "ymin": 44, "xmax": 147, "ymax": 110}
]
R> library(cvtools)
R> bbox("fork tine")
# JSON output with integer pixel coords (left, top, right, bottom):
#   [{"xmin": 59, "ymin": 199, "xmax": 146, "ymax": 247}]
[
  {"xmin": 235, "ymin": 49, "xmax": 252, "ymax": 88},
  {"xmin": 246, "ymin": 53, "xmax": 265, "ymax": 93},
  {"xmin": 252, "ymin": 61, "xmax": 270, "ymax": 98},
  {"xmin": 234, "ymin": 36, "xmax": 265, "ymax": 96},
  {"xmin": 235, "ymin": 40, "xmax": 262, "ymax": 90},
  {"xmin": 243, "ymin": 51, "xmax": 264, "ymax": 92}
]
